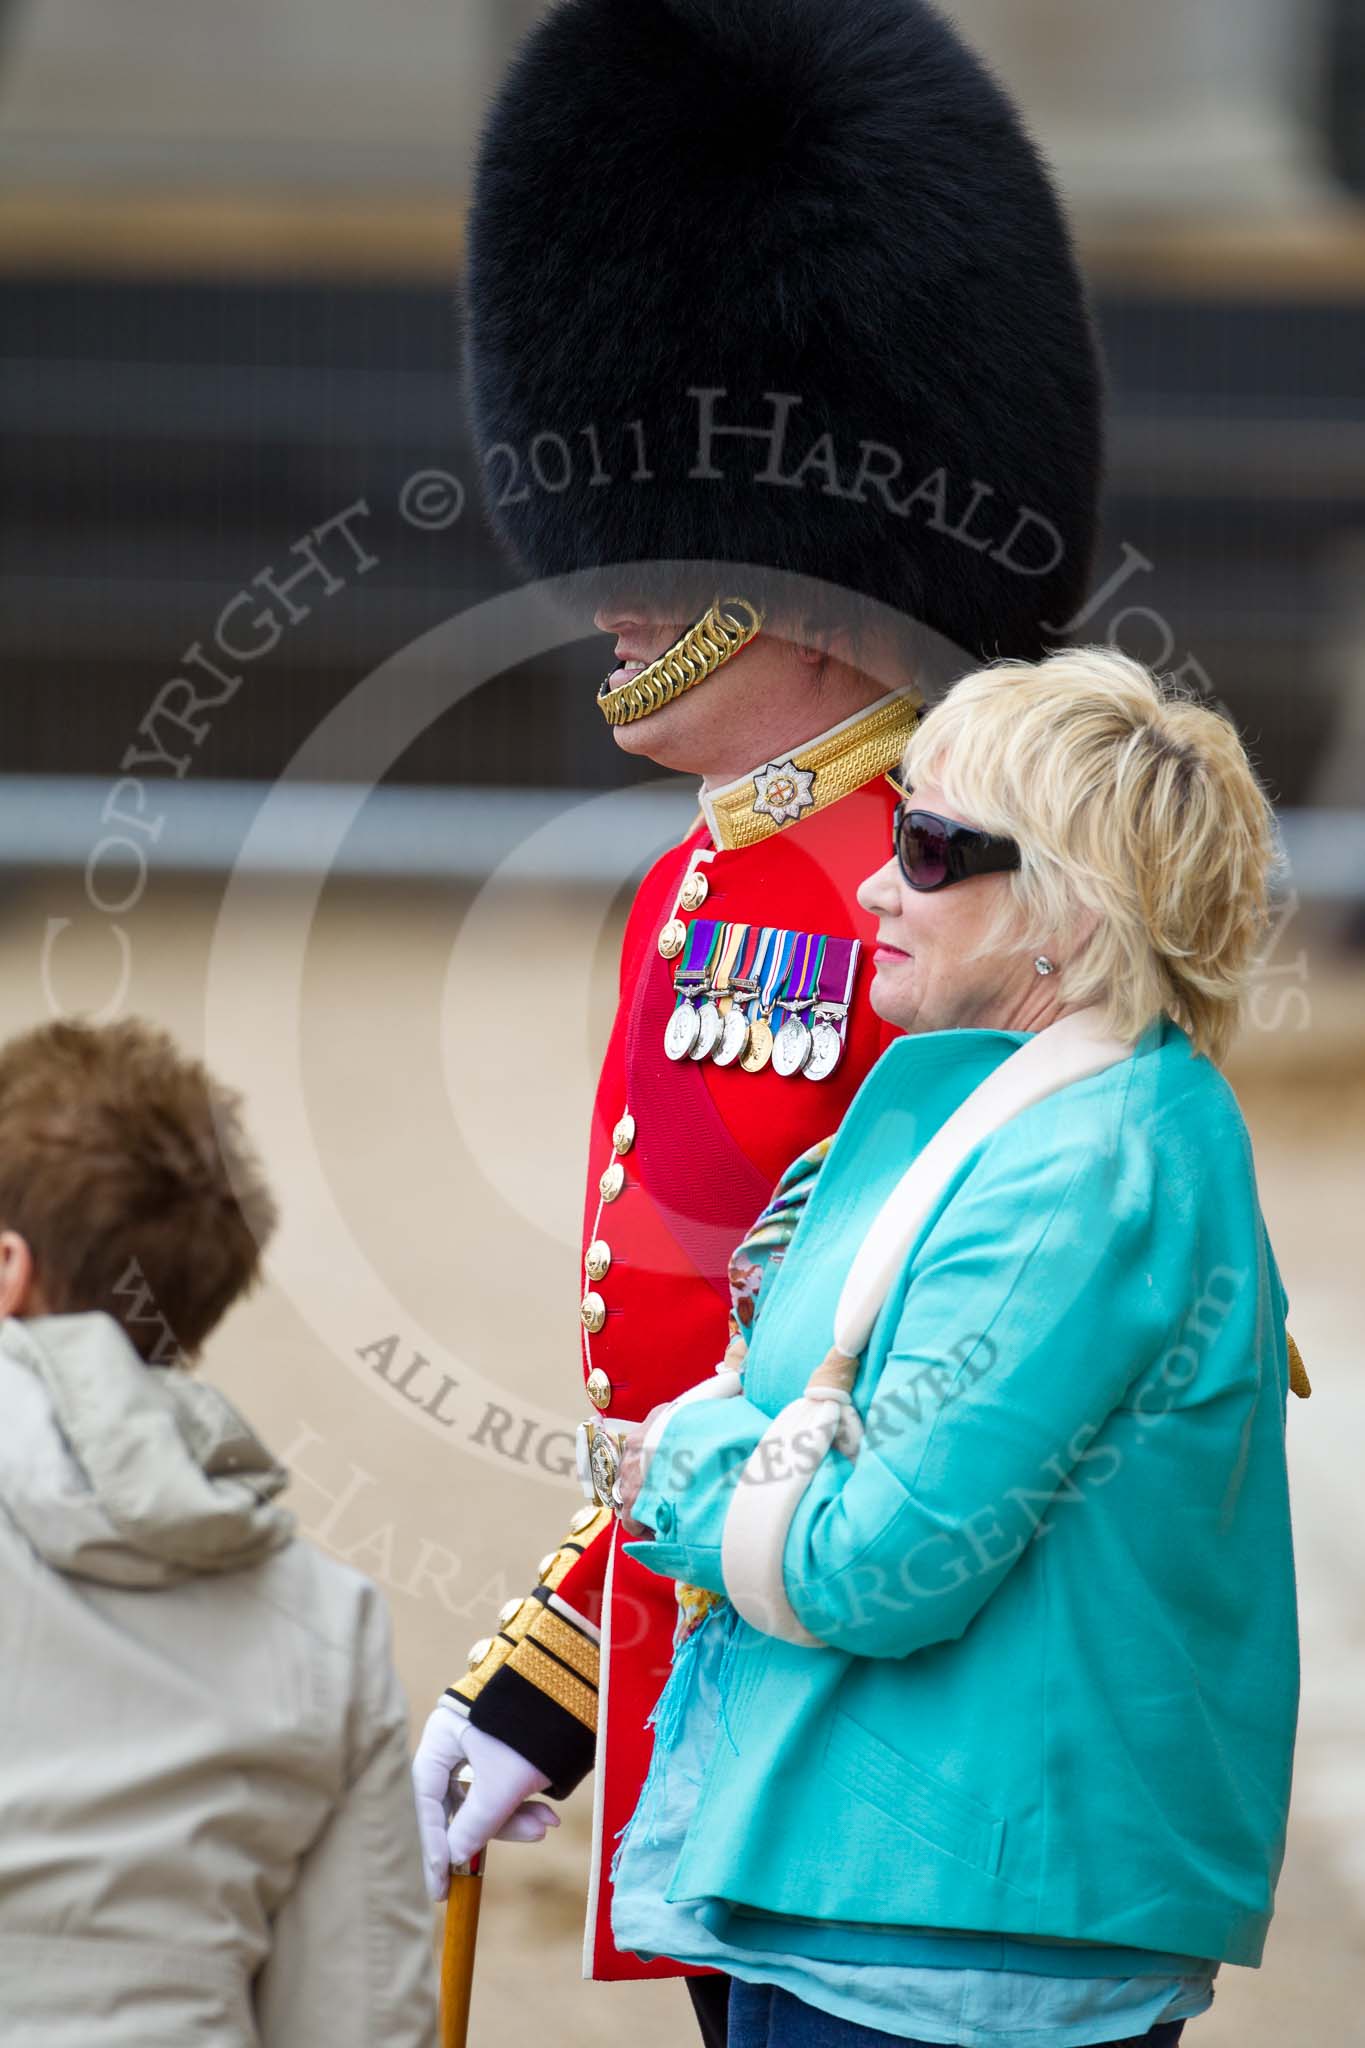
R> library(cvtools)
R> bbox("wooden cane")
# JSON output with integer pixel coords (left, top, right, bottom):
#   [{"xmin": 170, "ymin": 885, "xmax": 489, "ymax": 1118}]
[{"xmin": 439, "ymin": 1768, "xmax": 484, "ymax": 2048}]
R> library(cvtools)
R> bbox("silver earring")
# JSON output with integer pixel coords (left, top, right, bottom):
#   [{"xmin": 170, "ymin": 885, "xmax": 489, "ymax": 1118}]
[{"xmin": 1033, "ymin": 955, "xmax": 1055, "ymax": 976}]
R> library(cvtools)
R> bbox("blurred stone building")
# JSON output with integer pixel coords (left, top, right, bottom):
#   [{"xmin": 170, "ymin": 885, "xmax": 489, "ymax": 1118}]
[
  {"xmin": 1, "ymin": 0, "xmax": 1363, "ymax": 848},
  {"xmin": 0, "ymin": 0, "xmax": 1350, "ymax": 210}
]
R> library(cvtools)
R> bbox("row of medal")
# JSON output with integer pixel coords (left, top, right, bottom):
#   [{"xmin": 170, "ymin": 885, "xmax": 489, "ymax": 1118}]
[{"xmin": 664, "ymin": 919, "xmax": 861, "ymax": 1081}]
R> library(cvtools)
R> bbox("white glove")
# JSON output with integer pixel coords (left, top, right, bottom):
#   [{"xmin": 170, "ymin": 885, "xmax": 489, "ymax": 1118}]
[{"xmin": 412, "ymin": 1699, "xmax": 558, "ymax": 1902}]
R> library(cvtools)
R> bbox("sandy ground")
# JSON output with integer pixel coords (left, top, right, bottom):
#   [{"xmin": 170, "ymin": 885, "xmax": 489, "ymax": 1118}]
[{"xmin": 3, "ymin": 864, "xmax": 1362, "ymax": 2046}]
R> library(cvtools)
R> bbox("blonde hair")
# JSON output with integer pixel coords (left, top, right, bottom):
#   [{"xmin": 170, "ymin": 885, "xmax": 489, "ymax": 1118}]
[{"xmin": 899, "ymin": 646, "xmax": 1276, "ymax": 1065}]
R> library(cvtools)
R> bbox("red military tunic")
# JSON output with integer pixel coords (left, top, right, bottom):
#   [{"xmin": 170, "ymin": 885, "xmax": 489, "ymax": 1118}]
[{"xmin": 449, "ymin": 691, "xmax": 917, "ymax": 1980}]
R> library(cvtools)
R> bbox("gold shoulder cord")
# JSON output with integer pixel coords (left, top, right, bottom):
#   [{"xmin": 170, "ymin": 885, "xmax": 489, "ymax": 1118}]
[{"xmin": 596, "ymin": 595, "xmax": 765, "ymax": 726}]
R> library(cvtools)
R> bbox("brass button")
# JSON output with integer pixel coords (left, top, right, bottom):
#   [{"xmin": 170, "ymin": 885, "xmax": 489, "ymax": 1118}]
[
  {"xmin": 537, "ymin": 1550, "xmax": 559, "ymax": 1577},
  {"xmin": 679, "ymin": 870, "xmax": 709, "ymax": 910},
  {"xmin": 599, "ymin": 1159, "xmax": 625, "ymax": 1202},
  {"xmin": 658, "ymin": 918, "xmax": 687, "ymax": 960},
  {"xmin": 612, "ymin": 1113, "xmax": 636, "ymax": 1155},
  {"xmin": 466, "ymin": 1635, "xmax": 494, "ymax": 1669},
  {"xmin": 586, "ymin": 1366, "xmax": 612, "ymax": 1410},
  {"xmin": 569, "ymin": 1504, "xmax": 599, "ymax": 1535},
  {"xmin": 581, "ymin": 1291, "xmax": 607, "ymax": 1334},
  {"xmin": 585, "ymin": 1237, "xmax": 612, "ymax": 1281},
  {"xmin": 497, "ymin": 1596, "xmax": 524, "ymax": 1628}
]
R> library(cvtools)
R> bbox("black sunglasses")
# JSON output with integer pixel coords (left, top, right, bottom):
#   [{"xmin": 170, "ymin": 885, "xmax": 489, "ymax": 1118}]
[{"xmin": 892, "ymin": 801, "xmax": 1022, "ymax": 892}]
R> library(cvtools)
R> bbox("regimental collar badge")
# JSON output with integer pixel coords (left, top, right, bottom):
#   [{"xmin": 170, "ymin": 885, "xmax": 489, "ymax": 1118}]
[
  {"xmin": 700, "ymin": 690, "xmax": 919, "ymax": 850},
  {"xmin": 752, "ymin": 757, "xmax": 817, "ymax": 826}
]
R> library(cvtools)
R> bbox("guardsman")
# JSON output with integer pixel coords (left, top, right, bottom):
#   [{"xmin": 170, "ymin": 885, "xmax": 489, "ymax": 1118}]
[{"xmin": 413, "ymin": 0, "xmax": 1106, "ymax": 2036}]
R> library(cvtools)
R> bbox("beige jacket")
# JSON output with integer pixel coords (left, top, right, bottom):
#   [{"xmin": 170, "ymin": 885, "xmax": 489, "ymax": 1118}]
[{"xmin": 0, "ymin": 1312, "xmax": 437, "ymax": 2048}]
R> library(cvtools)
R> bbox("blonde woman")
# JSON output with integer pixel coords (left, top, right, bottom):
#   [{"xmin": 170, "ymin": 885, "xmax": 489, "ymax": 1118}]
[{"xmin": 610, "ymin": 648, "xmax": 1303, "ymax": 2048}]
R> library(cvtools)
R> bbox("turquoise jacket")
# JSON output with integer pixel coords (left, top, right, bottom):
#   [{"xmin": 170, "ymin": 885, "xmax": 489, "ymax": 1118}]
[{"xmin": 624, "ymin": 1017, "xmax": 1299, "ymax": 1967}]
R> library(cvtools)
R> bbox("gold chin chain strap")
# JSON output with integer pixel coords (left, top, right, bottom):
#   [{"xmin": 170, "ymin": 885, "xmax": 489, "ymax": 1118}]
[{"xmin": 596, "ymin": 596, "xmax": 765, "ymax": 726}]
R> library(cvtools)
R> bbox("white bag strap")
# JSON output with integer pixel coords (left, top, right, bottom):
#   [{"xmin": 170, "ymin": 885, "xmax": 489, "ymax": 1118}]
[{"xmin": 718, "ymin": 1008, "xmax": 1134, "ymax": 1647}]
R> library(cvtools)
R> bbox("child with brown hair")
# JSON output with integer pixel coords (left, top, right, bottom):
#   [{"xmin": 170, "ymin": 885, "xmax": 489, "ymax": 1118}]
[{"xmin": 0, "ymin": 1016, "xmax": 437, "ymax": 2048}]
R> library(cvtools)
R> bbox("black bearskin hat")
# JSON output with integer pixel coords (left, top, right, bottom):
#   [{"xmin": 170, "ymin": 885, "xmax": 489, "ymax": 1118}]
[{"xmin": 463, "ymin": 0, "xmax": 1105, "ymax": 666}]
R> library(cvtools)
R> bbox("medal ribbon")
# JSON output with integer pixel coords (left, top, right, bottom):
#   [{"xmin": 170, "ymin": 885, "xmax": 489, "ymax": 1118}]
[
  {"xmin": 745, "ymin": 927, "xmax": 777, "ymax": 1022},
  {"xmin": 759, "ymin": 928, "xmax": 797, "ymax": 1020},
  {"xmin": 732, "ymin": 922, "xmax": 763, "ymax": 994},
  {"xmin": 672, "ymin": 916, "xmax": 718, "ymax": 1014},
  {"xmin": 699, "ymin": 919, "xmax": 725, "ymax": 997},
  {"xmin": 778, "ymin": 930, "xmax": 821, "ymax": 1021},
  {"xmin": 680, "ymin": 917, "xmax": 717, "ymax": 980},
  {"xmin": 799, "ymin": 934, "xmax": 828, "ymax": 1011},
  {"xmin": 711, "ymin": 921, "xmax": 748, "ymax": 1007},
  {"xmin": 814, "ymin": 935, "xmax": 859, "ymax": 1014}
]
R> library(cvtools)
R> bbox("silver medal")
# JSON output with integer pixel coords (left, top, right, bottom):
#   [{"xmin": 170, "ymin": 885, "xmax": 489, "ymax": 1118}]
[
  {"xmin": 665, "ymin": 1002, "xmax": 701, "ymax": 1060},
  {"xmin": 690, "ymin": 999, "xmax": 723, "ymax": 1060},
  {"xmin": 713, "ymin": 1006, "xmax": 751, "ymax": 1068},
  {"xmin": 804, "ymin": 1016, "xmax": 844, "ymax": 1081},
  {"xmin": 771, "ymin": 1013, "xmax": 813, "ymax": 1077}
]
